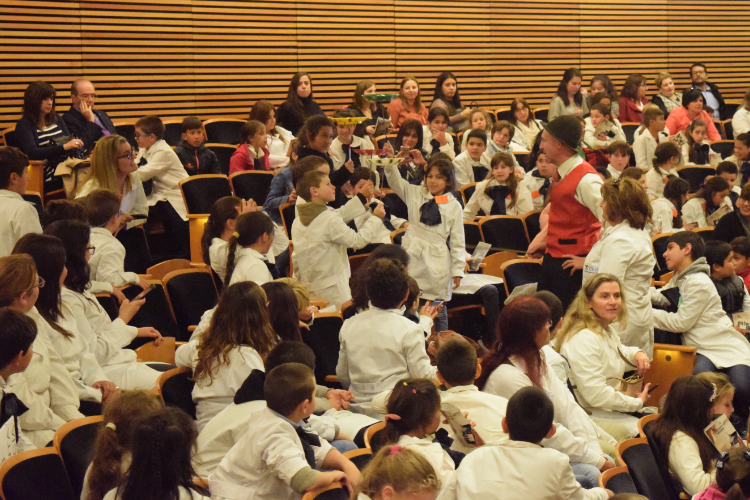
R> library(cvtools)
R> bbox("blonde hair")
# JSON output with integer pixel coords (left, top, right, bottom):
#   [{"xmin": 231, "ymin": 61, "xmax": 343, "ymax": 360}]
[
  {"xmin": 742, "ymin": 87, "xmax": 750, "ymax": 112},
  {"xmin": 654, "ymin": 72, "xmax": 673, "ymax": 90},
  {"xmin": 636, "ymin": 103, "xmax": 661, "ymax": 134},
  {"xmin": 554, "ymin": 274, "xmax": 628, "ymax": 350},
  {"xmin": 79, "ymin": 135, "xmax": 132, "ymax": 198},
  {"xmin": 696, "ymin": 372, "xmax": 735, "ymax": 401},
  {"xmin": 275, "ymin": 277, "xmax": 310, "ymax": 312},
  {"xmin": 352, "ymin": 445, "xmax": 440, "ymax": 499}
]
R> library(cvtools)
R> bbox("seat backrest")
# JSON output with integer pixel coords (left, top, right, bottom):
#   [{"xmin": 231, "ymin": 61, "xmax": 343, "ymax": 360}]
[
  {"xmin": 676, "ymin": 166, "xmax": 716, "ymax": 193},
  {"xmin": 180, "ymin": 175, "xmax": 233, "ymax": 215},
  {"xmin": 3, "ymin": 127, "xmax": 18, "ymax": 148},
  {"xmin": 621, "ymin": 123, "xmax": 640, "ymax": 144},
  {"xmin": 479, "ymin": 216, "xmax": 529, "ymax": 252},
  {"xmin": 523, "ymin": 210, "xmax": 542, "ymax": 242},
  {"xmin": 164, "ymin": 269, "xmax": 218, "ymax": 340},
  {"xmin": 463, "ymin": 221, "xmax": 482, "ymax": 249},
  {"xmin": 693, "ymin": 227, "xmax": 714, "ymax": 241},
  {"xmin": 618, "ymin": 437, "xmax": 676, "ymax": 500},
  {"xmin": 117, "ymin": 225, "xmax": 151, "ymax": 275},
  {"xmin": 645, "ymin": 344, "xmax": 696, "ymax": 403},
  {"xmin": 472, "ymin": 165, "xmax": 488, "ymax": 182},
  {"xmin": 724, "ymin": 120, "xmax": 734, "ymax": 140},
  {"xmin": 495, "ymin": 109, "xmax": 513, "ymax": 122},
  {"xmin": 203, "ymin": 119, "xmax": 245, "ymax": 145},
  {"xmin": 302, "ymin": 312, "xmax": 343, "ymax": 385},
  {"xmin": 229, "ymin": 171, "xmax": 275, "ymax": 206},
  {"xmin": 533, "ymin": 107, "xmax": 549, "ymax": 122},
  {"xmin": 280, "ymin": 201, "xmax": 297, "ymax": 239},
  {"xmin": 205, "ymin": 143, "xmax": 237, "ymax": 176},
  {"xmin": 157, "ymin": 367, "xmax": 197, "ymax": 419},
  {"xmin": 343, "ymin": 449, "xmax": 373, "ymax": 470},
  {"xmin": 500, "ymin": 259, "xmax": 542, "ymax": 295},
  {"xmin": 600, "ymin": 466, "xmax": 638, "ymax": 494},
  {"xmin": 53, "ymin": 416, "xmax": 103, "ymax": 498},
  {"xmin": 147, "ymin": 258, "xmax": 192, "ymax": 281},
  {"xmin": 711, "ymin": 140, "xmax": 736, "ymax": 159},
  {"xmin": 122, "ymin": 282, "xmax": 182, "ymax": 340},
  {"xmin": 301, "ymin": 482, "xmax": 349, "ymax": 500},
  {"xmin": 382, "ymin": 192, "xmax": 408, "ymax": 221},
  {"xmin": 652, "ymin": 232, "xmax": 674, "ymax": 278},
  {"xmin": 642, "ymin": 423, "xmax": 685, "ymax": 500},
  {"xmin": 481, "ymin": 251, "xmax": 519, "ymax": 278},
  {"xmin": 513, "ymin": 152, "xmax": 530, "ymax": 171},
  {"xmin": 461, "ymin": 182, "xmax": 477, "ymax": 205},
  {"xmin": 364, "ymin": 421, "xmax": 387, "ymax": 452},
  {"xmin": 163, "ymin": 120, "xmax": 183, "ymax": 147},
  {"xmin": 0, "ymin": 448, "xmax": 77, "ymax": 500}
]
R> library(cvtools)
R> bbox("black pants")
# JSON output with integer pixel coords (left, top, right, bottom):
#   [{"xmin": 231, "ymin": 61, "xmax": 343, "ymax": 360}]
[
  {"xmin": 148, "ymin": 201, "xmax": 190, "ymax": 260},
  {"xmin": 538, "ymin": 253, "xmax": 584, "ymax": 311}
]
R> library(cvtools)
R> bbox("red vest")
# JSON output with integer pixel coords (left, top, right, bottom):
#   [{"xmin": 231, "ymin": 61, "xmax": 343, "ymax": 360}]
[{"xmin": 546, "ymin": 161, "xmax": 602, "ymax": 257}]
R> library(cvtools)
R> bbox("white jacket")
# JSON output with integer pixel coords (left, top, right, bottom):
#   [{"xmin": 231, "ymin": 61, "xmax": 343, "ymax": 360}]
[
  {"xmin": 292, "ymin": 203, "xmax": 383, "ymax": 308},
  {"xmin": 645, "ymin": 167, "xmax": 679, "ymax": 199},
  {"xmin": 438, "ymin": 385, "xmax": 508, "ymax": 455},
  {"xmin": 633, "ymin": 130, "xmax": 670, "ymax": 170},
  {"xmin": 483, "ymin": 356, "xmax": 611, "ymax": 469},
  {"xmin": 103, "ymin": 486, "xmax": 208, "ymax": 500},
  {"xmin": 228, "ymin": 247, "xmax": 273, "ymax": 286},
  {"xmin": 668, "ymin": 431, "xmax": 716, "ymax": 496},
  {"xmin": 519, "ymin": 168, "xmax": 551, "ymax": 211},
  {"xmin": 422, "ymin": 126, "xmax": 456, "ymax": 160},
  {"xmin": 0, "ymin": 190, "xmax": 42, "ymax": 257},
  {"xmin": 451, "ymin": 441, "xmax": 609, "ymax": 500},
  {"xmin": 452, "ymin": 150, "xmax": 489, "ymax": 189},
  {"xmin": 559, "ymin": 327, "xmax": 645, "ymax": 414},
  {"xmin": 583, "ymin": 117, "xmax": 626, "ymax": 148},
  {"xmin": 582, "ymin": 221, "xmax": 656, "ymax": 354},
  {"xmin": 267, "ymin": 126, "xmax": 293, "ymax": 157},
  {"xmin": 651, "ymin": 257, "xmax": 750, "ymax": 368},
  {"xmin": 330, "ymin": 135, "xmax": 375, "ymax": 171},
  {"xmin": 732, "ymin": 107, "xmax": 750, "ymax": 136},
  {"xmin": 175, "ymin": 340, "xmax": 265, "ymax": 430},
  {"xmin": 385, "ymin": 164, "xmax": 465, "ymax": 300},
  {"xmin": 513, "ymin": 120, "xmax": 543, "ymax": 151},
  {"xmin": 651, "ymin": 197, "xmax": 682, "ymax": 233},
  {"xmin": 336, "ymin": 307, "xmax": 437, "ymax": 405},
  {"xmin": 462, "ymin": 178, "xmax": 534, "ymax": 220},
  {"xmin": 135, "ymin": 139, "xmax": 188, "ymax": 220},
  {"xmin": 681, "ymin": 141, "xmax": 721, "ymax": 167},
  {"xmin": 352, "ymin": 198, "xmax": 407, "ymax": 245},
  {"xmin": 460, "ymin": 129, "xmax": 492, "ymax": 152},
  {"xmin": 210, "ymin": 406, "xmax": 332, "ymax": 500},
  {"xmin": 397, "ymin": 434, "xmax": 456, "ymax": 494},
  {"xmin": 682, "ymin": 196, "xmax": 733, "ymax": 228},
  {"xmin": 88, "ymin": 227, "xmax": 139, "ymax": 288}
]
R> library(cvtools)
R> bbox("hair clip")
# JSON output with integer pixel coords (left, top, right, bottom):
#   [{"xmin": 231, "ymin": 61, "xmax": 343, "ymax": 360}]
[
  {"xmin": 716, "ymin": 451, "xmax": 730, "ymax": 469},
  {"xmin": 105, "ymin": 422, "xmax": 116, "ymax": 431},
  {"xmin": 412, "ymin": 389, "xmax": 417, "ymax": 394},
  {"xmin": 384, "ymin": 414, "xmax": 401, "ymax": 422},
  {"xmin": 233, "ymin": 232, "xmax": 240, "ymax": 239},
  {"xmin": 710, "ymin": 383, "xmax": 718, "ymax": 402},
  {"xmin": 388, "ymin": 445, "xmax": 404, "ymax": 455},
  {"xmin": 403, "ymin": 382, "xmax": 408, "ymax": 386}
]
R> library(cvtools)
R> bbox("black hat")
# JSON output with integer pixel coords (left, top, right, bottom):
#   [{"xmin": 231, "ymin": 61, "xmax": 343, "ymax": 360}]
[{"xmin": 544, "ymin": 115, "xmax": 582, "ymax": 152}]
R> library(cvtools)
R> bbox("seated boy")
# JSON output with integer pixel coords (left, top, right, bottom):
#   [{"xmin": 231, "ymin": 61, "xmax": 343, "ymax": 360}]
[
  {"xmin": 651, "ymin": 231, "xmax": 750, "ymax": 421},
  {"xmin": 134, "ymin": 115, "xmax": 190, "ymax": 258},
  {"xmin": 291, "ymin": 170, "xmax": 384, "ymax": 308},
  {"xmin": 633, "ymin": 107, "xmax": 668, "ymax": 169},
  {"xmin": 349, "ymin": 167, "xmax": 406, "ymax": 244},
  {"xmin": 336, "ymin": 258, "xmax": 437, "ymax": 415},
  {"xmin": 209, "ymin": 363, "xmax": 360, "ymax": 500},
  {"xmin": 705, "ymin": 240, "xmax": 750, "ymax": 322},
  {"xmin": 436, "ymin": 338, "xmax": 509, "ymax": 455},
  {"xmin": 0, "ymin": 147, "xmax": 42, "ymax": 257},
  {"xmin": 483, "ymin": 120, "xmax": 523, "ymax": 173},
  {"xmin": 716, "ymin": 161, "xmax": 741, "ymax": 203},
  {"xmin": 453, "ymin": 386, "xmax": 611, "ymax": 500},
  {"xmin": 85, "ymin": 189, "xmax": 149, "ymax": 289},
  {"xmin": 453, "ymin": 129, "xmax": 489, "ymax": 189},
  {"xmin": 174, "ymin": 116, "xmax": 221, "ymax": 176},
  {"xmin": 605, "ymin": 141, "xmax": 631, "ymax": 180},
  {"xmin": 519, "ymin": 149, "xmax": 555, "ymax": 211},
  {"xmin": 731, "ymin": 236, "xmax": 750, "ymax": 290}
]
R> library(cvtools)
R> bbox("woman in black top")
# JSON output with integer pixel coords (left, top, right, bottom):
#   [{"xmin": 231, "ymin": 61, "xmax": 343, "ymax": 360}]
[
  {"xmin": 275, "ymin": 72, "xmax": 325, "ymax": 136},
  {"xmin": 347, "ymin": 80, "xmax": 387, "ymax": 138},
  {"xmin": 14, "ymin": 81, "xmax": 83, "ymax": 191}
]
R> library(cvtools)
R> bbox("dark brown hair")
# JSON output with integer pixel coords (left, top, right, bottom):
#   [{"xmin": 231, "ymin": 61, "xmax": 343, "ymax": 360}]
[
  {"xmin": 382, "ymin": 379, "xmax": 441, "ymax": 449},
  {"xmin": 264, "ymin": 362, "xmax": 315, "ymax": 416},
  {"xmin": 0, "ymin": 146, "xmax": 29, "ymax": 190},
  {"xmin": 134, "ymin": 115, "xmax": 165, "ymax": 140},
  {"xmin": 224, "ymin": 211, "xmax": 275, "ymax": 287},
  {"xmin": 201, "ymin": 196, "xmax": 241, "ymax": 267},
  {"xmin": 22, "ymin": 81, "xmax": 57, "ymax": 126}
]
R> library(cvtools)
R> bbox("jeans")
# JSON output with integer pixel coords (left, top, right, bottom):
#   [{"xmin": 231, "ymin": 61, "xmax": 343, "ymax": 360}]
[
  {"xmin": 420, "ymin": 298, "xmax": 449, "ymax": 332},
  {"xmin": 330, "ymin": 439, "xmax": 358, "ymax": 454},
  {"xmin": 694, "ymin": 353, "xmax": 750, "ymax": 420},
  {"xmin": 571, "ymin": 462, "xmax": 601, "ymax": 489}
]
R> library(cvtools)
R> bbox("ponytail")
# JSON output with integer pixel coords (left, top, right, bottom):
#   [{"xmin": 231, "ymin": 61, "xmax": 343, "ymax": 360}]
[
  {"xmin": 381, "ymin": 379, "xmax": 441, "ymax": 452},
  {"xmin": 724, "ymin": 484, "xmax": 746, "ymax": 500},
  {"xmin": 223, "ymin": 211, "xmax": 275, "ymax": 287},
  {"xmin": 224, "ymin": 233, "xmax": 241, "ymax": 288},
  {"xmin": 201, "ymin": 196, "xmax": 242, "ymax": 266}
]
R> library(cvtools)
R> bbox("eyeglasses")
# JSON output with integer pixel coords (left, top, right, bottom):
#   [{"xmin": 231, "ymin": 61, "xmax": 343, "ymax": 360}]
[
  {"xmin": 117, "ymin": 151, "xmax": 135, "ymax": 160},
  {"xmin": 34, "ymin": 277, "xmax": 45, "ymax": 289},
  {"xmin": 86, "ymin": 245, "xmax": 96, "ymax": 255},
  {"xmin": 136, "ymin": 133, "xmax": 153, "ymax": 138},
  {"xmin": 79, "ymin": 93, "xmax": 97, "ymax": 100}
]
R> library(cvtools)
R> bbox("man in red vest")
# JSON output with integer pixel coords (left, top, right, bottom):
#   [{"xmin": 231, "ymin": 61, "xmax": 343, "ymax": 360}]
[{"xmin": 538, "ymin": 115, "xmax": 603, "ymax": 309}]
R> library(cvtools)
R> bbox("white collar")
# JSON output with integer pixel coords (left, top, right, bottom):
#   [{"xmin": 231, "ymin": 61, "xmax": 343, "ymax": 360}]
[
  {"xmin": 0, "ymin": 189, "xmax": 23, "ymax": 200},
  {"xmin": 90, "ymin": 226, "xmax": 115, "ymax": 239},
  {"xmin": 556, "ymin": 154, "xmax": 584, "ymax": 179},
  {"xmin": 236, "ymin": 247, "xmax": 267, "ymax": 261},
  {"xmin": 445, "ymin": 385, "xmax": 479, "ymax": 394}
]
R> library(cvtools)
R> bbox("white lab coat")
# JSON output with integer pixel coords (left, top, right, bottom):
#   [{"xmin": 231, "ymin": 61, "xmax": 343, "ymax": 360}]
[
  {"xmin": 732, "ymin": 107, "xmax": 750, "ymax": 136},
  {"xmin": 651, "ymin": 197, "xmax": 682, "ymax": 233},
  {"xmin": 438, "ymin": 385, "xmax": 509, "ymax": 455},
  {"xmin": 0, "ymin": 190, "xmax": 42, "ymax": 257},
  {"xmin": 483, "ymin": 356, "xmax": 611, "ymax": 469},
  {"xmin": 61, "ymin": 287, "xmax": 160, "ymax": 390},
  {"xmin": 633, "ymin": 130, "xmax": 670, "ymax": 170},
  {"xmin": 462, "ymin": 178, "xmax": 534, "ymax": 220},
  {"xmin": 291, "ymin": 203, "xmax": 383, "ymax": 308},
  {"xmin": 384, "ymin": 164, "xmax": 465, "ymax": 301},
  {"xmin": 460, "ymin": 129, "xmax": 492, "ymax": 152},
  {"xmin": 582, "ymin": 221, "xmax": 656, "ymax": 355},
  {"xmin": 541, "ymin": 344, "xmax": 569, "ymax": 383},
  {"xmin": 682, "ymin": 196, "xmax": 733, "ymax": 228},
  {"xmin": 294, "ymin": 194, "xmax": 367, "ymax": 226},
  {"xmin": 422, "ymin": 126, "xmax": 456, "ymax": 160},
  {"xmin": 651, "ymin": 258, "xmax": 750, "ymax": 369},
  {"xmin": 76, "ymin": 175, "xmax": 148, "ymax": 229},
  {"xmin": 135, "ymin": 139, "xmax": 189, "ymax": 220},
  {"xmin": 330, "ymin": 135, "xmax": 375, "ymax": 171},
  {"xmin": 336, "ymin": 307, "xmax": 437, "ymax": 409},
  {"xmin": 681, "ymin": 141, "xmax": 721, "ymax": 167},
  {"xmin": 351, "ymin": 198, "xmax": 407, "ymax": 245},
  {"xmin": 583, "ymin": 117, "xmax": 626, "ymax": 148},
  {"xmin": 228, "ymin": 247, "xmax": 273, "ymax": 286},
  {"xmin": 667, "ymin": 431, "xmax": 716, "ymax": 496},
  {"xmin": 88, "ymin": 227, "xmax": 140, "ymax": 288},
  {"xmin": 103, "ymin": 486, "xmax": 209, "ymax": 500},
  {"xmin": 483, "ymin": 141, "xmax": 524, "ymax": 171},
  {"xmin": 519, "ymin": 169, "xmax": 550, "ymax": 211},
  {"xmin": 175, "ymin": 340, "xmax": 265, "ymax": 430},
  {"xmin": 645, "ymin": 167, "xmax": 679, "ymax": 199},
  {"xmin": 451, "ymin": 441, "xmax": 609, "ymax": 500},
  {"xmin": 397, "ymin": 435, "xmax": 456, "ymax": 494},
  {"xmin": 453, "ymin": 150, "xmax": 490, "ymax": 189},
  {"xmin": 267, "ymin": 126, "xmax": 293, "ymax": 157},
  {"xmin": 210, "ymin": 234, "xmax": 283, "ymax": 284},
  {"xmin": 209, "ymin": 406, "xmax": 333, "ymax": 500}
]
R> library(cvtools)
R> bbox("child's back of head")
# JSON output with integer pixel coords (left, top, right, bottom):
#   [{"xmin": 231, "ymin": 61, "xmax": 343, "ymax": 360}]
[
  {"xmin": 264, "ymin": 341, "xmax": 315, "ymax": 373},
  {"xmin": 364, "ymin": 258, "xmax": 409, "ymax": 310},
  {"xmin": 134, "ymin": 115, "xmax": 165, "ymax": 141},
  {"xmin": 296, "ymin": 170, "xmax": 328, "ymax": 203},
  {"xmin": 383, "ymin": 379, "xmax": 441, "ymax": 449},
  {"xmin": 436, "ymin": 338, "xmax": 477, "ymax": 387},
  {"xmin": 84, "ymin": 189, "xmax": 121, "ymax": 228},
  {"xmin": 0, "ymin": 307, "xmax": 37, "ymax": 374},
  {"xmin": 532, "ymin": 291, "xmax": 564, "ymax": 330},
  {"xmin": 354, "ymin": 445, "xmax": 440, "ymax": 500},
  {"xmin": 504, "ymin": 386, "xmax": 554, "ymax": 444},
  {"xmin": 0, "ymin": 146, "xmax": 29, "ymax": 191},
  {"xmin": 223, "ymin": 211, "xmax": 275, "ymax": 286},
  {"xmin": 41, "ymin": 199, "xmax": 86, "ymax": 228},
  {"xmin": 716, "ymin": 448, "xmax": 750, "ymax": 500},
  {"xmin": 292, "ymin": 156, "xmax": 328, "ymax": 187},
  {"xmin": 264, "ymin": 362, "xmax": 316, "ymax": 418}
]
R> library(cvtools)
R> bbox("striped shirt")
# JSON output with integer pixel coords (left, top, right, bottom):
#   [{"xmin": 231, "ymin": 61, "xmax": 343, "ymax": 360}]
[{"xmin": 37, "ymin": 123, "xmax": 65, "ymax": 183}]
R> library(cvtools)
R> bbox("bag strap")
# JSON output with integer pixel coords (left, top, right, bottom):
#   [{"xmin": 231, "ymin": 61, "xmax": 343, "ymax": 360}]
[{"xmin": 617, "ymin": 346, "xmax": 637, "ymax": 368}]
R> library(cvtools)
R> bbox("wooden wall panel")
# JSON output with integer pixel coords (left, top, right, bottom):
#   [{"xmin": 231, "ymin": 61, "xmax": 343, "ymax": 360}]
[{"xmin": 1, "ymin": 0, "xmax": 749, "ymax": 130}]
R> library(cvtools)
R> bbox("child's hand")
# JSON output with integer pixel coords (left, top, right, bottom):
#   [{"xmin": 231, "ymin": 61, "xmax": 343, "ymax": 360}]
[
  {"xmin": 432, "ymin": 128, "xmax": 448, "ymax": 146},
  {"xmin": 372, "ymin": 203, "xmax": 386, "ymax": 219},
  {"xmin": 299, "ymin": 305, "xmax": 317, "ymax": 322},
  {"xmin": 112, "ymin": 287, "xmax": 126, "ymax": 304},
  {"xmin": 452, "ymin": 276, "xmax": 462, "ymax": 289},
  {"xmin": 117, "ymin": 298, "xmax": 144, "ymax": 323},
  {"xmin": 515, "ymin": 166, "xmax": 525, "ymax": 180},
  {"xmin": 93, "ymin": 380, "xmax": 119, "ymax": 402},
  {"xmin": 325, "ymin": 389, "xmax": 354, "ymax": 410},
  {"xmin": 138, "ymin": 276, "xmax": 150, "ymax": 289},
  {"xmin": 460, "ymin": 107, "xmax": 473, "ymax": 118},
  {"xmin": 239, "ymin": 199, "xmax": 260, "ymax": 213},
  {"xmin": 600, "ymin": 459, "xmax": 616, "ymax": 472},
  {"xmin": 287, "ymin": 189, "xmax": 297, "ymax": 203},
  {"xmin": 419, "ymin": 303, "xmax": 440, "ymax": 320},
  {"xmin": 596, "ymin": 132, "xmax": 608, "ymax": 141},
  {"xmin": 344, "ymin": 159, "xmax": 355, "ymax": 172},
  {"xmin": 137, "ymin": 327, "xmax": 163, "ymax": 345},
  {"xmin": 365, "ymin": 125, "xmax": 376, "ymax": 135}
]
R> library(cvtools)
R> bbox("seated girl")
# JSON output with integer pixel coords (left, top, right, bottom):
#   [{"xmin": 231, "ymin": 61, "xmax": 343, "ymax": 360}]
[
  {"xmin": 353, "ymin": 445, "xmax": 440, "ymax": 500},
  {"xmin": 430, "ymin": 71, "xmax": 472, "ymax": 132},
  {"xmin": 229, "ymin": 120, "xmax": 288, "ymax": 174},
  {"xmin": 249, "ymin": 99, "xmax": 293, "ymax": 157},
  {"xmin": 651, "ymin": 177, "xmax": 690, "ymax": 233},
  {"xmin": 682, "ymin": 176, "xmax": 732, "ymax": 228},
  {"xmin": 459, "ymin": 108, "xmax": 493, "ymax": 152},
  {"xmin": 330, "ymin": 109, "xmax": 375, "ymax": 173},
  {"xmin": 463, "ymin": 152, "xmax": 533, "ymax": 219},
  {"xmin": 223, "ymin": 212, "xmax": 276, "ymax": 287},
  {"xmin": 693, "ymin": 447, "xmax": 750, "ymax": 500},
  {"xmin": 584, "ymin": 103, "xmax": 626, "ymax": 148},
  {"xmin": 509, "ymin": 97, "xmax": 544, "ymax": 151},
  {"xmin": 683, "ymin": 119, "xmax": 721, "ymax": 167},
  {"xmin": 175, "ymin": 281, "xmax": 276, "ymax": 429},
  {"xmin": 387, "ymin": 76, "xmax": 429, "ymax": 128},
  {"xmin": 645, "ymin": 142, "xmax": 682, "ymax": 199},
  {"xmin": 261, "ymin": 280, "xmax": 304, "ymax": 342},
  {"xmin": 422, "ymin": 107, "xmax": 456, "ymax": 160}
]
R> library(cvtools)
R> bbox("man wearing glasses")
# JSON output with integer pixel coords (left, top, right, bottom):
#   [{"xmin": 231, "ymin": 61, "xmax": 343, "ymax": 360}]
[
  {"xmin": 686, "ymin": 63, "xmax": 728, "ymax": 121},
  {"xmin": 62, "ymin": 79, "xmax": 117, "ymax": 151}
]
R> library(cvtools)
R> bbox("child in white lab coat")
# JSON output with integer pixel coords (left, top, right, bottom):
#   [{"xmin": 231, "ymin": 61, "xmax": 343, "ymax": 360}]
[
  {"xmin": 384, "ymin": 157, "xmax": 465, "ymax": 332},
  {"xmin": 352, "ymin": 445, "xmax": 441, "ymax": 500},
  {"xmin": 484, "ymin": 120, "xmax": 525, "ymax": 173},
  {"xmin": 349, "ymin": 168, "xmax": 407, "ymax": 244},
  {"xmin": 224, "ymin": 211, "xmax": 276, "ymax": 287},
  {"xmin": 459, "ymin": 108, "xmax": 493, "ymax": 152},
  {"xmin": 436, "ymin": 338, "xmax": 509, "ymax": 455},
  {"xmin": 291, "ymin": 170, "xmax": 386, "ymax": 308},
  {"xmin": 453, "ymin": 387, "xmax": 611, "ymax": 500},
  {"xmin": 683, "ymin": 119, "xmax": 721, "ymax": 167},
  {"xmin": 175, "ymin": 281, "xmax": 276, "ymax": 430},
  {"xmin": 682, "ymin": 176, "xmax": 732, "ymax": 228},
  {"xmin": 519, "ymin": 149, "xmax": 555, "ymax": 211},
  {"xmin": 463, "ymin": 151, "xmax": 534, "ymax": 219},
  {"xmin": 453, "ymin": 129, "xmax": 489, "ymax": 189},
  {"xmin": 604, "ymin": 141, "xmax": 632, "ymax": 181},
  {"xmin": 645, "ymin": 142, "xmax": 682, "ymax": 199},
  {"xmin": 330, "ymin": 109, "xmax": 375, "ymax": 172},
  {"xmin": 422, "ymin": 107, "xmax": 456, "ymax": 160},
  {"xmin": 651, "ymin": 177, "xmax": 690, "ymax": 233},
  {"xmin": 584, "ymin": 103, "xmax": 626, "ymax": 149},
  {"xmin": 209, "ymin": 363, "xmax": 361, "ymax": 500},
  {"xmin": 0, "ymin": 145, "xmax": 42, "ymax": 257}
]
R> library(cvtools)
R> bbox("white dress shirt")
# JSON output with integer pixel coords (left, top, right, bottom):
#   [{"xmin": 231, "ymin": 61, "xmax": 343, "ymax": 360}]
[
  {"xmin": 135, "ymin": 139, "xmax": 189, "ymax": 220},
  {"xmin": 462, "ymin": 178, "xmax": 534, "ymax": 220},
  {"xmin": 0, "ymin": 190, "xmax": 42, "ymax": 257},
  {"xmin": 556, "ymin": 155, "xmax": 604, "ymax": 223},
  {"xmin": 88, "ymin": 227, "xmax": 139, "ymax": 287},
  {"xmin": 452, "ymin": 150, "xmax": 489, "ymax": 189}
]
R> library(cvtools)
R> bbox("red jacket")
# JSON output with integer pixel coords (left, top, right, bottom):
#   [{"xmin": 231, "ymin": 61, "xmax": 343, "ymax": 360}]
[
  {"xmin": 229, "ymin": 144, "xmax": 270, "ymax": 175},
  {"xmin": 618, "ymin": 96, "xmax": 650, "ymax": 123}
]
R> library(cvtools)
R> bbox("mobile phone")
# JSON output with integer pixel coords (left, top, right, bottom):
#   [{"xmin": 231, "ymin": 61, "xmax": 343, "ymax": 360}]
[
  {"xmin": 133, "ymin": 284, "xmax": 155, "ymax": 301},
  {"xmin": 648, "ymin": 384, "xmax": 660, "ymax": 394},
  {"xmin": 430, "ymin": 300, "xmax": 444, "ymax": 308},
  {"xmin": 440, "ymin": 403, "xmax": 483, "ymax": 447}
]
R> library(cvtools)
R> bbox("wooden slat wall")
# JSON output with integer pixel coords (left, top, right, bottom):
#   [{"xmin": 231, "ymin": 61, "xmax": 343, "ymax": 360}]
[{"xmin": 2, "ymin": 0, "xmax": 749, "ymax": 130}]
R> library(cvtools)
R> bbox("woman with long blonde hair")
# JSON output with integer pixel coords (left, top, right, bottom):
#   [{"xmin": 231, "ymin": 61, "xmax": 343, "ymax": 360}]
[{"xmin": 555, "ymin": 274, "xmax": 652, "ymax": 438}]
